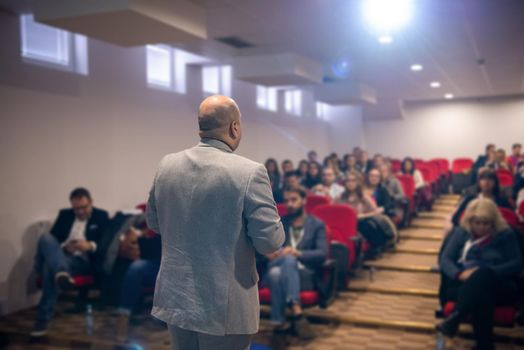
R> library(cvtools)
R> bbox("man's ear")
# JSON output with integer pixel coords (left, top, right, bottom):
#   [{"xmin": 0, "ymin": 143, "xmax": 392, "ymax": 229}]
[{"xmin": 230, "ymin": 120, "xmax": 240, "ymax": 139}]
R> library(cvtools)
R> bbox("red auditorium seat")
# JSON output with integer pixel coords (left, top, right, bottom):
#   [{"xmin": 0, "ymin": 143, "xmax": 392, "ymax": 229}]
[
  {"xmin": 499, "ymin": 207, "xmax": 523, "ymax": 234},
  {"xmin": 390, "ymin": 159, "xmax": 401, "ymax": 173},
  {"xmin": 443, "ymin": 302, "xmax": 516, "ymax": 327},
  {"xmin": 276, "ymin": 203, "xmax": 288, "ymax": 217},
  {"xmin": 452, "ymin": 158, "xmax": 474, "ymax": 173},
  {"xmin": 451, "ymin": 158, "xmax": 474, "ymax": 194},
  {"xmin": 36, "ymin": 275, "xmax": 95, "ymax": 288},
  {"xmin": 311, "ymin": 204, "xmax": 359, "ymax": 289},
  {"xmin": 305, "ymin": 194, "xmax": 331, "ymax": 214},
  {"xmin": 496, "ymin": 169, "xmax": 514, "ymax": 187},
  {"xmin": 414, "ymin": 159, "xmax": 426, "ymax": 170},
  {"xmin": 518, "ymin": 202, "xmax": 524, "ymax": 221}
]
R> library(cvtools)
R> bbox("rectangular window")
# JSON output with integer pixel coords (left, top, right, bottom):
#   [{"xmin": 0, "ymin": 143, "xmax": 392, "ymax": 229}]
[
  {"xmin": 202, "ymin": 65, "xmax": 232, "ymax": 96},
  {"xmin": 256, "ymin": 86, "xmax": 278, "ymax": 112},
  {"xmin": 285, "ymin": 90, "xmax": 302, "ymax": 116},
  {"xmin": 20, "ymin": 15, "xmax": 88, "ymax": 75},
  {"xmin": 146, "ymin": 45, "xmax": 172, "ymax": 88},
  {"xmin": 316, "ymin": 102, "xmax": 330, "ymax": 120}
]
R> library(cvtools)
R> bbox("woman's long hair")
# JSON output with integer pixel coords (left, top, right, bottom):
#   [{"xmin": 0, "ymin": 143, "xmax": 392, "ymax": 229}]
[
  {"xmin": 401, "ymin": 157, "xmax": 415, "ymax": 175},
  {"xmin": 340, "ymin": 170, "xmax": 364, "ymax": 201},
  {"xmin": 476, "ymin": 169, "xmax": 501, "ymax": 198}
]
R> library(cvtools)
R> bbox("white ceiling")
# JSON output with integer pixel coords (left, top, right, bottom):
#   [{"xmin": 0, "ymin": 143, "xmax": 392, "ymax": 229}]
[{"xmin": 2, "ymin": 0, "xmax": 524, "ymax": 119}]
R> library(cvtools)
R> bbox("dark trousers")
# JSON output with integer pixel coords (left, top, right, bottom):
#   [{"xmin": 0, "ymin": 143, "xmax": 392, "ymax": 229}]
[
  {"xmin": 118, "ymin": 259, "xmax": 160, "ymax": 314},
  {"xmin": 358, "ymin": 217, "xmax": 388, "ymax": 255},
  {"xmin": 445, "ymin": 267, "xmax": 517, "ymax": 350},
  {"xmin": 34, "ymin": 233, "xmax": 91, "ymax": 322}
]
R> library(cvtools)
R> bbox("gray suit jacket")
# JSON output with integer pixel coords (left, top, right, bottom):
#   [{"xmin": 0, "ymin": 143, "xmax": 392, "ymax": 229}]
[{"xmin": 146, "ymin": 138, "xmax": 285, "ymax": 336}]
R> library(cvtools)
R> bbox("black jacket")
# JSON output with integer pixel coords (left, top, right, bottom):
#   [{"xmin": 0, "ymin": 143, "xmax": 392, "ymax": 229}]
[
  {"xmin": 440, "ymin": 227, "xmax": 522, "ymax": 280},
  {"xmin": 372, "ymin": 185, "xmax": 396, "ymax": 218},
  {"xmin": 50, "ymin": 207, "xmax": 109, "ymax": 245}
]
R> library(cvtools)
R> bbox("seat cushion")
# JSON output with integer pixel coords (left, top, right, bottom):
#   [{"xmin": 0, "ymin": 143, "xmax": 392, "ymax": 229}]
[
  {"xmin": 443, "ymin": 302, "xmax": 516, "ymax": 327},
  {"xmin": 259, "ymin": 288, "xmax": 320, "ymax": 307}
]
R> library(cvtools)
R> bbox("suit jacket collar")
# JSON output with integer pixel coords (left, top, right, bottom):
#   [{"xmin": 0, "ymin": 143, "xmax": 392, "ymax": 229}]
[
  {"xmin": 282, "ymin": 215, "xmax": 314, "ymax": 248},
  {"xmin": 199, "ymin": 138, "xmax": 233, "ymax": 153}
]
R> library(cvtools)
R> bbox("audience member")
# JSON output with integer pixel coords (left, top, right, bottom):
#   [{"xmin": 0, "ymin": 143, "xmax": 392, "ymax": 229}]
[
  {"xmin": 450, "ymin": 169, "xmax": 512, "ymax": 227},
  {"xmin": 281, "ymin": 159, "xmax": 294, "ymax": 175},
  {"xmin": 372, "ymin": 154, "xmax": 386, "ymax": 169},
  {"xmin": 258, "ymin": 187, "xmax": 327, "ymax": 339},
  {"xmin": 336, "ymin": 171, "xmax": 394, "ymax": 258},
  {"xmin": 343, "ymin": 154, "xmax": 358, "ymax": 175},
  {"xmin": 297, "ymin": 160, "xmax": 309, "ymax": 183},
  {"xmin": 324, "ymin": 155, "xmax": 343, "ymax": 180},
  {"xmin": 31, "ymin": 188, "xmax": 109, "ymax": 337},
  {"xmin": 265, "ymin": 158, "xmax": 281, "ymax": 193},
  {"xmin": 509, "ymin": 143, "xmax": 522, "ymax": 171},
  {"xmin": 97, "ymin": 212, "xmax": 161, "ymax": 341},
  {"xmin": 283, "ymin": 171, "xmax": 302, "ymax": 191},
  {"xmin": 364, "ymin": 169, "xmax": 396, "ymax": 218},
  {"xmin": 312, "ymin": 167, "xmax": 345, "ymax": 199},
  {"xmin": 493, "ymin": 148, "xmax": 511, "ymax": 171},
  {"xmin": 356, "ymin": 151, "xmax": 373, "ymax": 174},
  {"xmin": 307, "ymin": 150, "xmax": 318, "ymax": 164},
  {"xmin": 400, "ymin": 158, "xmax": 425, "ymax": 189},
  {"xmin": 437, "ymin": 198, "xmax": 522, "ymax": 350},
  {"xmin": 303, "ymin": 162, "xmax": 322, "ymax": 189},
  {"xmin": 472, "ymin": 144, "xmax": 496, "ymax": 183}
]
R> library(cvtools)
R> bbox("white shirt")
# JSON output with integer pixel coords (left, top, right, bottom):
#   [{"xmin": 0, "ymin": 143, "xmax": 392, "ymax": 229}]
[
  {"xmin": 62, "ymin": 218, "xmax": 96, "ymax": 254},
  {"xmin": 459, "ymin": 235, "xmax": 490, "ymax": 264},
  {"xmin": 328, "ymin": 183, "xmax": 345, "ymax": 200}
]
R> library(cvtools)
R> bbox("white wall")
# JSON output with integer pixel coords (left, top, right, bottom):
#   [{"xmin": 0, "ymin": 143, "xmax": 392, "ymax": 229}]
[
  {"xmin": 363, "ymin": 97, "xmax": 524, "ymax": 160},
  {"xmin": 0, "ymin": 11, "xmax": 363, "ymax": 314}
]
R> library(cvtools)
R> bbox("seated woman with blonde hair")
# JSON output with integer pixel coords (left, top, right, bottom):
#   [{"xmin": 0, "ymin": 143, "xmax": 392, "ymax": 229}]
[{"xmin": 437, "ymin": 198, "xmax": 522, "ymax": 350}]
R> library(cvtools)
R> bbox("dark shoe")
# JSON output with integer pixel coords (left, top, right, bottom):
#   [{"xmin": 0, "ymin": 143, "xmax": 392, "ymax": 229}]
[
  {"xmin": 55, "ymin": 271, "xmax": 75, "ymax": 291},
  {"xmin": 30, "ymin": 319, "xmax": 49, "ymax": 337},
  {"xmin": 272, "ymin": 322, "xmax": 291, "ymax": 334},
  {"xmin": 436, "ymin": 310, "xmax": 461, "ymax": 338},
  {"xmin": 292, "ymin": 315, "xmax": 315, "ymax": 340}
]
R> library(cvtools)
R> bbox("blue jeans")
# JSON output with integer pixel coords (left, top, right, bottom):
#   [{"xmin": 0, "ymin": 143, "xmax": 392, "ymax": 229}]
[
  {"xmin": 118, "ymin": 259, "xmax": 160, "ymax": 315},
  {"xmin": 34, "ymin": 233, "xmax": 91, "ymax": 322},
  {"xmin": 262, "ymin": 255, "xmax": 301, "ymax": 324}
]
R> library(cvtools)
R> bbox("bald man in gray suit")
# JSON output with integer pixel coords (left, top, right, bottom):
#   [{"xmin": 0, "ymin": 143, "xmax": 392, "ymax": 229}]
[{"xmin": 146, "ymin": 95, "xmax": 285, "ymax": 350}]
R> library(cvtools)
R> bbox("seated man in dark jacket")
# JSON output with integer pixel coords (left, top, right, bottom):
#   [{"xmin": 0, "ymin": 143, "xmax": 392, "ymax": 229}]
[
  {"xmin": 31, "ymin": 188, "xmax": 109, "ymax": 337},
  {"xmin": 258, "ymin": 186, "xmax": 327, "ymax": 339}
]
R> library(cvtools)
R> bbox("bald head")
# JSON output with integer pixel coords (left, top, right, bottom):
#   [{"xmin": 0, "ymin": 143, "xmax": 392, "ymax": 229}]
[{"xmin": 198, "ymin": 95, "xmax": 242, "ymax": 150}]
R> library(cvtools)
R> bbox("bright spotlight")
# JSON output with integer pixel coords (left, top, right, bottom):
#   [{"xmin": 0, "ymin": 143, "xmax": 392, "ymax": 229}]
[
  {"xmin": 378, "ymin": 35, "xmax": 393, "ymax": 44},
  {"xmin": 430, "ymin": 81, "xmax": 441, "ymax": 88},
  {"xmin": 363, "ymin": 0, "xmax": 414, "ymax": 33},
  {"xmin": 444, "ymin": 93, "xmax": 454, "ymax": 99},
  {"xmin": 410, "ymin": 64, "xmax": 423, "ymax": 71}
]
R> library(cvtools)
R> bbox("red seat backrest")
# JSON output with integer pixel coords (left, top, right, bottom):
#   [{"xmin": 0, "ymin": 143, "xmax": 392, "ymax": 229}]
[
  {"xmin": 414, "ymin": 159, "xmax": 426, "ymax": 170},
  {"xmin": 390, "ymin": 159, "xmax": 401, "ymax": 173},
  {"xmin": 396, "ymin": 174, "xmax": 415, "ymax": 200},
  {"xmin": 496, "ymin": 169, "xmax": 514, "ymax": 187},
  {"xmin": 305, "ymin": 195, "xmax": 331, "ymax": 214},
  {"xmin": 452, "ymin": 158, "xmax": 474, "ymax": 174},
  {"xmin": 518, "ymin": 201, "xmax": 524, "ymax": 221},
  {"xmin": 311, "ymin": 204, "xmax": 358, "ymax": 239},
  {"xmin": 499, "ymin": 207, "xmax": 520, "ymax": 231},
  {"xmin": 276, "ymin": 203, "xmax": 288, "ymax": 217},
  {"xmin": 431, "ymin": 158, "xmax": 450, "ymax": 176},
  {"xmin": 418, "ymin": 166, "xmax": 433, "ymax": 184},
  {"xmin": 428, "ymin": 160, "xmax": 442, "ymax": 177}
]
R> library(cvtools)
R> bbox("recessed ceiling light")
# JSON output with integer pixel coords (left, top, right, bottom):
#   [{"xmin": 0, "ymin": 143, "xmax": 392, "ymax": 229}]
[
  {"xmin": 444, "ymin": 93, "xmax": 454, "ymax": 99},
  {"xmin": 363, "ymin": 0, "xmax": 414, "ymax": 33},
  {"xmin": 410, "ymin": 64, "xmax": 423, "ymax": 71},
  {"xmin": 430, "ymin": 81, "xmax": 441, "ymax": 88},
  {"xmin": 378, "ymin": 35, "xmax": 393, "ymax": 44}
]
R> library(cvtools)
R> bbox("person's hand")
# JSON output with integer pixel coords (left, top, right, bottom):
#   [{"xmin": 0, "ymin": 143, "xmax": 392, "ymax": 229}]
[
  {"xmin": 267, "ymin": 248, "xmax": 283, "ymax": 261},
  {"xmin": 376, "ymin": 207, "xmax": 385, "ymax": 214},
  {"xmin": 119, "ymin": 240, "xmax": 140, "ymax": 260},
  {"xmin": 63, "ymin": 240, "xmax": 78, "ymax": 254},
  {"xmin": 73, "ymin": 239, "xmax": 93, "ymax": 252},
  {"xmin": 458, "ymin": 267, "xmax": 478, "ymax": 281}
]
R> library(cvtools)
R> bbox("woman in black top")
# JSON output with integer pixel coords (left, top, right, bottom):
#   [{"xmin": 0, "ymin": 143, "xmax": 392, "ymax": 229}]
[
  {"xmin": 303, "ymin": 161, "xmax": 322, "ymax": 189},
  {"xmin": 364, "ymin": 168, "xmax": 396, "ymax": 218},
  {"xmin": 451, "ymin": 169, "xmax": 512, "ymax": 227},
  {"xmin": 265, "ymin": 158, "xmax": 281, "ymax": 188},
  {"xmin": 297, "ymin": 159, "xmax": 309, "ymax": 184},
  {"xmin": 438, "ymin": 198, "xmax": 522, "ymax": 350}
]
